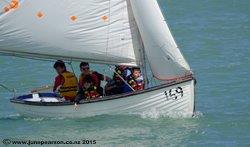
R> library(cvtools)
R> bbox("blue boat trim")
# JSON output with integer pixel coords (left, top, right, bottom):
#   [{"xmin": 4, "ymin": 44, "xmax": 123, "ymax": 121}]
[{"xmin": 16, "ymin": 93, "xmax": 58, "ymax": 100}]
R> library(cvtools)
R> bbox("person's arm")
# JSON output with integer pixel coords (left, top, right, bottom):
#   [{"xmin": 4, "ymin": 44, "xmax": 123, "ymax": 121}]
[
  {"xmin": 74, "ymin": 88, "xmax": 84, "ymax": 104},
  {"xmin": 53, "ymin": 76, "xmax": 59, "ymax": 92},
  {"xmin": 78, "ymin": 75, "xmax": 83, "ymax": 88},
  {"xmin": 74, "ymin": 86, "xmax": 86, "ymax": 110},
  {"xmin": 53, "ymin": 76, "xmax": 64, "ymax": 92}
]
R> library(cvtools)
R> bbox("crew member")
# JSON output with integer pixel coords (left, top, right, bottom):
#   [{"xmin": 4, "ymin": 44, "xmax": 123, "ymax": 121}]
[
  {"xmin": 79, "ymin": 62, "xmax": 111, "ymax": 96},
  {"xmin": 82, "ymin": 75, "xmax": 100, "ymax": 100},
  {"xmin": 105, "ymin": 65, "xmax": 131, "ymax": 95},
  {"xmin": 53, "ymin": 60, "xmax": 78, "ymax": 101},
  {"xmin": 74, "ymin": 74, "xmax": 101, "ymax": 106},
  {"xmin": 124, "ymin": 67, "xmax": 144, "ymax": 92}
]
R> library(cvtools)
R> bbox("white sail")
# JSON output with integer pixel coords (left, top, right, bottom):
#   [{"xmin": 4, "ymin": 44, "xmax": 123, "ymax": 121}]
[
  {"xmin": 0, "ymin": 0, "xmax": 142, "ymax": 66},
  {"xmin": 130, "ymin": 0, "xmax": 191, "ymax": 80}
]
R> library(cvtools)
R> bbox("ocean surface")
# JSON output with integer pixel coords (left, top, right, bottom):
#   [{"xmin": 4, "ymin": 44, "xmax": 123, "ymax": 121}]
[{"xmin": 0, "ymin": 0, "xmax": 250, "ymax": 146}]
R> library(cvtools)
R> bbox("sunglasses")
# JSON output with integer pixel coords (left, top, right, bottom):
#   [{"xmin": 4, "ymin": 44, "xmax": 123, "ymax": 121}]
[{"xmin": 81, "ymin": 67, "xmax": 89, "ymax": 70}]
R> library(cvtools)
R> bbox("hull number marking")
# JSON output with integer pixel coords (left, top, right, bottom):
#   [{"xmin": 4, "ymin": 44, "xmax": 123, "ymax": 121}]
[{"xmin": 164, "ymin": 87, "xmax": 183, "ymax": 100}]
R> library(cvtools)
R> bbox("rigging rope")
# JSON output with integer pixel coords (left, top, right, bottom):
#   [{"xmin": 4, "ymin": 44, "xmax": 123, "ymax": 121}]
[
  {"xmin": 102, "ymin": 0, "xmax": 112, "ymax": 96},
  {"xmin": 0, "ymin": 83, "xmax": 16, "ymax": 97},
  {"xmin": 108, "ymin": 66, "xmax": 135, "ymax": 92},
  {"xmin": 67, "ymin": 59, "xmax": 76, "ymax": 76}
]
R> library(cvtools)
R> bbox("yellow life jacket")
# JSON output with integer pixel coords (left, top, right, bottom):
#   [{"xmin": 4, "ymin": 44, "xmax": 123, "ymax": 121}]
[{"xmin": 59, "ymin": 71, "xmax": 78, "ymax": 99}]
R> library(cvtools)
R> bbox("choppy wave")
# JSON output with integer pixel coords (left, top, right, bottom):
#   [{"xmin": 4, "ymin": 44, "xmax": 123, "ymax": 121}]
[
  {"xmin": 0, "ymin": 114, "xmax": 68, "ymax": 121},
  {"xmin": 23, "ymin": 117, "xmax": 45, "ymax": 121},
  {"xmin": 23, "ymin": 116, "xmax": 69, "ymax": 121},
  {"xmin": 125, "ymin": 110, "xmax": 204, "ymax": 119},
  {"xmin": 192, "ymin": 111, "xmax": 204, "ymax": 118},
  {"xmin": 1, "ymin": 111, "xmax": 204, "ymax": 121},
  {"xmin": 100, "ymin": 111, "xmax": 202, "ymax": 119},
  {"xmin": 0, "ymin": 113, "xmax": 21, "ymax": 120},
  {"xmin": 139, "ymin": 112, "xmax": 199, "ymax": 119}
]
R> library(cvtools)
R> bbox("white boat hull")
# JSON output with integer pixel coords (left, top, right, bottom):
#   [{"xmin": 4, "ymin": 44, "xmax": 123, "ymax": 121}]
[{"xmin": 11, "ymin": 79, "xmax": 195, "ymax": 118}]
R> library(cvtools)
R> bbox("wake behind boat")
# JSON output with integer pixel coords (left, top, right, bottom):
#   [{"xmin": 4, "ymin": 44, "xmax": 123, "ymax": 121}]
[{"xmin": 0, "ymin": 0, "xmax": 196, "ymax": 118}]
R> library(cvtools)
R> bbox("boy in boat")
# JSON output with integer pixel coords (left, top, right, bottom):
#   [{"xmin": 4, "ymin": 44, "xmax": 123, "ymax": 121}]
[
  {"xmin": 105, "ymin": 65, "xmax": 131, "ymax": 95},
  {"xmin": 53, "ymin": 60, "xmax": 78, "ymax": 101},
  {"xmin": 74, "ymin": 75, "xmax": 101, "ymax": 108},
  {"xmin": 83, "ymin": 75, "xmax": 100, "ymax": 100},
  {"xmin": 78, "ymin": 62, "xmax": 111, "ymax": 96},
  {"xmin": 124, "ymin": 67, "xmax": 144, "ymax": 92}
]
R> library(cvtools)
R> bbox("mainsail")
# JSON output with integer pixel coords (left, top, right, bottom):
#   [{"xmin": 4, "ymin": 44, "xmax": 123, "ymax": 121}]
[
  {"xmin": 0, "ymin": 0, "xmax": 142, "ymax": 66},
  {"xmin": 0, "ymin": 0, "xmax": 191, "ymax": 80}
]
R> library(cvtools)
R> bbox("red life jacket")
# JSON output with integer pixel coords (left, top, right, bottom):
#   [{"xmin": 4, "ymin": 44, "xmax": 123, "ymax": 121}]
[
  {"xmin": 84, "ymin": 86, "xmax": 100, "ymax": 100},
  {"xmin": 128, "ymin": 76, "xmax": 144, "ymax": 91},
  {"xmin": 134, "ymin": 82, "xmax": 144, "ymax": 91}
]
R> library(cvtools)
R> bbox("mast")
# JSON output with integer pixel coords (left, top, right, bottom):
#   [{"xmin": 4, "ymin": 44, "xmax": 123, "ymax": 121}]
[{"xmin": 140, "ymin": 44, "xmax": 149, "ymax": 88}]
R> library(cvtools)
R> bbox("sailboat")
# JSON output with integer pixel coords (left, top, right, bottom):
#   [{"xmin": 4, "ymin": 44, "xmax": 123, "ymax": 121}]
[{"xmin": 0, "ymin": 0, "xmax": 196, "ymax": 118}]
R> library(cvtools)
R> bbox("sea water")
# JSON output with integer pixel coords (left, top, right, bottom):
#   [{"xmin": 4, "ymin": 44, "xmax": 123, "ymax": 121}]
[{"xmin": 0, "ymin": 0, "xmax": 249, "ymax": 146}]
